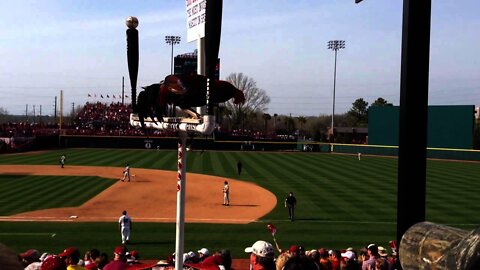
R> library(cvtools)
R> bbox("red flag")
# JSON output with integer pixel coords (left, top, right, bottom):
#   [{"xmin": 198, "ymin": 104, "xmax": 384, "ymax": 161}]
[{"xmin": 267, "ymin": 223, "xmax": 277, "ymax": 236}]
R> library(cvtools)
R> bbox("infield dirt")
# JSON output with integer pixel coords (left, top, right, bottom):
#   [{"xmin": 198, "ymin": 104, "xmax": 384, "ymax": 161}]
[{"xmin": 0, "ymin": 165, "xmax": 277, "ymax": 224}]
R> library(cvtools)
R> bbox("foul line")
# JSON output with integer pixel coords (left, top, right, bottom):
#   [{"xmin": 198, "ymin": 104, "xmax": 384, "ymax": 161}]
[{"xmin": 0, "ymin": 232, "xmax": 57, "ymax": 237}]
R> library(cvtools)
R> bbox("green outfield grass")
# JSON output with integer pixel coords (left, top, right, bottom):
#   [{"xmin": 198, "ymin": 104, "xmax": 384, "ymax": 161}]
[{"xmin": 1, "ymin": 148, "xmax": 479, "ymax": 259}]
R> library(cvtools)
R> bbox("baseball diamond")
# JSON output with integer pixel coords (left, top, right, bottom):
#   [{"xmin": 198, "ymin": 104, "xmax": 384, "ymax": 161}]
[{"xmin": 0, "ymin": 165, "xmax": 276, "ymax": 223}]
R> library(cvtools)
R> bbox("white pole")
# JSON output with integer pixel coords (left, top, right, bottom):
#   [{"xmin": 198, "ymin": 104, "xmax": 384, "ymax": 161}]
[
  {"xmin": 175, "ymin": 131, "xmax": 187, "ymax": 270},
  {"xmin": 197, "ymin": 37, "xmax": 206, "ymax": 115}
]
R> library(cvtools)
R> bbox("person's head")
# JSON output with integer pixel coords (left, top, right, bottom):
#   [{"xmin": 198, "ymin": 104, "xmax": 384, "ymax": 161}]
[
  {"xmin": 329, "ymin": 249, "xmax": 340, "ymax": 260},
  {"xmin": 289, "ymin": 192, "xmax": 293, "ymax": 197},
  {"xmin": 375, "ymin": 257, "xmax": 389, "ymax": 270},
  {"xmin": 20, "ymin": 249, "xmax": 40, "ymax": 266},
  {"xmin": 219, "ymin": 249, "xmax": 232, "ymax": 270},
  {"xmin": 224, "ymin": 181, "xmax": 228, "ymax": 185},
  {"xmin": 289, "ymin": 245, "xmax": 299, "ymax": 256},
  {"xmin": 318, "ymin": 248, "xmax": 329, "ymax": 259},
  {"xmin": 198, "ymin": 248, "xmax": 209, "ymax": 258},
  {"xmin": 40, "ymin": 256, "xmax": 66, "ymax": 270},
  {"xmin": 113, "ymin": 246, "xmax": 127, "ymax": 262},
  {"xmin": 276, "ymin": 252, "xmax": 292, "ymax": 270},
  {"xmin": 95, "ymin": 253, "xmax": 109, "ymax": 269},
  {"xmin": 122, "ymin": 210, "xmax": 127, "ymax": 215},
  {"xmin": 58, "ymin": 248, "xmax": 81, "ymax": 266},
  {"xmin": 341, "ymin": 250, "xmax": 356, "ymax": 262},
  {"xmin": 283, "ymin": 256, "xmax": 318, "ymax": 270},
  {"xmin": 367, "ymin": 244, "xmax": 378, "ymax": 257},
  {"xmin": 245, "ymin": 240, "xmax": 275, "ymax": 262},
  {"xmin": 89, "ymin": 249, "xmax": 100, "ymax": 261}
]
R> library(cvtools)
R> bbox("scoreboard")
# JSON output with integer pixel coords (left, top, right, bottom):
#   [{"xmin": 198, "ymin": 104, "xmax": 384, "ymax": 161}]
[{"xmin": 174, "ymin": 51, "xmax": 220, "ymax": 79}]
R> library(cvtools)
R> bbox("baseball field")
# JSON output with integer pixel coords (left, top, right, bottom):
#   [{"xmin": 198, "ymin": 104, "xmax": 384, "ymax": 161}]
[{"xmin": 1, "ymin": 148, "xmax": 479, "ymax": 260}]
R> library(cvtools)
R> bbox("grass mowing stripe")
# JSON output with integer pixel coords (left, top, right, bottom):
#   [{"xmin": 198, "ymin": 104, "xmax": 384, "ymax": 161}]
[
  {"xmin": 78, "ymin": 150, "xmax": 120, "ymax": 166},
  {"xmin": 217, "ymin": 151, "xmax": 239, "ymax": 178},
  {"xmin": 208, "ymin": 151, "xmax": 231, "ymax": 177},
  {"xmin": 65, "ymin": 149, "xmax": 114, "ymax": 165},
  {"xmin": 199, "ymin": 152, "xmax": 215, "ymax": 175},
  {"xmin": 1, "ymin": 149, "xmax": 480, "ymax": 259},
  {"xmin": 0, "ymin": 175, "xmax": 40, "ymax": 197},
  {"xmin": 153, "ymin": 151, "xmax": 178, "ymax": 169},
  {"xmin": 0, "ymin": 175, "xmax": 59, "ymax": 203},
  {"xmin": 0, "ymin": 176, "xmax": 115, "ymax": 215}
]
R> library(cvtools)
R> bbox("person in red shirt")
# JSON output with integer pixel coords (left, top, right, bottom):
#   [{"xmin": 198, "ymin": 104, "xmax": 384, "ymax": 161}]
[{"xmin": 103, "ymin": 246, "xmax": 128, "ymax": 270}]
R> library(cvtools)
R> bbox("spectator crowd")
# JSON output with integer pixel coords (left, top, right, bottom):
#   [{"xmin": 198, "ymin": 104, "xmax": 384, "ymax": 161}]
[{"xmin": 0, "ymin": 240, "xmax": 399, "ymax": 270}]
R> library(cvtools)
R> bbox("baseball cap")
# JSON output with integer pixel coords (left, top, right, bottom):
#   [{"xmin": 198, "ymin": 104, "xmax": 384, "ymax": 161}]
[
  {"xmin": 20, "ymin": 249, "xmax": 40, "ymax": 260},
  {"xmin": 130, "ymin": 250, "xmax": 139, "ymax": 259},
  {"xmin": 289, "ymin": 245, "xmax": 299, "ymax": 253},
  {"xmin": 40, "ymin": 255, "xmax": 65, "ymax": 270},
  {"xmin": 244, "ymin": 240, "xmax": 274, "ymax": 258},
  {"xmin": 198, "ymin": 248, "xmax": 209, "ymax": 256},
  {"xmin": 341, "ymin": 250, "xmax": 355, "ymax": 260},
  {"xmin": 183, "ymin": 251, "xmax": 196, "ymax": 262},
  {"xmin": 378, "ymin": 246, "xmax": 388, "ymax": 257},
  {"xmin": 114, "ymin": 246, "xmax": 127, "ymax": 256},
  {"xmin": 58, "ymin": 248, "xmax": 80, "ymax": 258},
  {"xmin": 318, "ymin": 248, "xmax": 328, "ymax": 257}
]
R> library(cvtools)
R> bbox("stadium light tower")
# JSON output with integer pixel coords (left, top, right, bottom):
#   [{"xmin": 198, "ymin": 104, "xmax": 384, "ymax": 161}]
[
  {"xmin": 327, "ymin": 40, "xmax": 345, "ymax": 141},
  {"xmin": 165, "ymin": 35, "xmax": 181, "ymax": 74}
]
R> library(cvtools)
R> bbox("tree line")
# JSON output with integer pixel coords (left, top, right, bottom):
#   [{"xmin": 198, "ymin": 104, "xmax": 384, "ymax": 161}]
[{"xmin": 220, "ymin": 72, "xmax": 394, "ymax": 142}]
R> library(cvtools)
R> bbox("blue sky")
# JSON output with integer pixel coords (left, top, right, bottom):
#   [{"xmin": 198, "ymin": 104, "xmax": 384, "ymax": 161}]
[{"xmin": 1, "ymin": 1, "xmax": 479, "ymax": 117}]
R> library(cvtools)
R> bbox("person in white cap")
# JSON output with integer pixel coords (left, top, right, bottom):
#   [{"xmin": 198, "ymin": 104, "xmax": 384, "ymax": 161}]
[
  {"xmin": 197, "ymin": 248, "xmax": 209, "ymax": 262},
  {"xmin": 244, "ymin": 240, "xmax": 275, "ymax": 270},
  {"xmin": 340, "ymin": 250, "xmax": 358, "ymax": 269},
  {"xmin": 183, "ymin": 251, "xmax": 197, "ymax": 264}
]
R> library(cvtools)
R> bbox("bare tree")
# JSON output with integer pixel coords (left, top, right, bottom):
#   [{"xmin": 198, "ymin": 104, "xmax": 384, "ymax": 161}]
[
  {"xmin": 263, "ymin": 113, "xmax": 271, "ymax": 135},
  {"xmin": 224, "ymin": 73, "xmax": 270, "ymax": 129},
  {"xmin": 297, "ymin": 116, "xmax": 307, "ymax": 131}
]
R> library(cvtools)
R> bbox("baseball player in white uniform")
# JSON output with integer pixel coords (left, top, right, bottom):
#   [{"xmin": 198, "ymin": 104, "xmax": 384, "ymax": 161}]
[
  {"xmin": 122, "ymin": 164, "xmax": 131, "ymax": 182},
  {"xmin": 118, "ymin": 210, "xmax": 132, "ymax": 244},
  {"xmin": 60, "ymin": 155, "xmax": 66, "ymax": 168},
  {"xmin": 223, "ymin": 181, "xmax": 230, "ymax": 206}
]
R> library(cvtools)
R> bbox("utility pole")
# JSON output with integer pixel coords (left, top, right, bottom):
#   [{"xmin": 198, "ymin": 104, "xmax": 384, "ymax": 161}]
[
  {"xmin": 60, "ymin": 90, "xmax": 63, "ymax": 130},
  {"xmin": 54, "ymin": 96, "xmax": 57, "ymax": 126},
  {"xmin": 25, "ymin": 104, "xmax": 28, "ymax": 122},
  {"xmin": 165, "ymin": 36, "xmax": 181, "ymax": 74},
  {"xmin": 33, "ymin": 105, "xmax": 36, "ymax": 124},
  {"xmin": 71, "ymin": 102, "xmax": 75, "ymax": 124},
  {"xmin": 327, "ymin": 40, "xmax": 346, "ymax": 142},
  {"xmin": 39, "ymin": 105, "xmax": 42, "ymax": 124},
  {"xmin": 122, "ymin": 76, "xmax": 125, "ymax": 105}
]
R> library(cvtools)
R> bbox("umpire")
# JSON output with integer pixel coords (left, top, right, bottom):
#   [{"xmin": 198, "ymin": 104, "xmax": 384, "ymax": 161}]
[{"xmin": 285, "ymin": 192, "xmax": 297, "ymax": 221}]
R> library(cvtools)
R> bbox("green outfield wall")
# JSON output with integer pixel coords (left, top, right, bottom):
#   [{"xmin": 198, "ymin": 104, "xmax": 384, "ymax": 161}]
[{"xmin": 369, "ymin": 105, "xmax": 475, "ymax": 149}]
